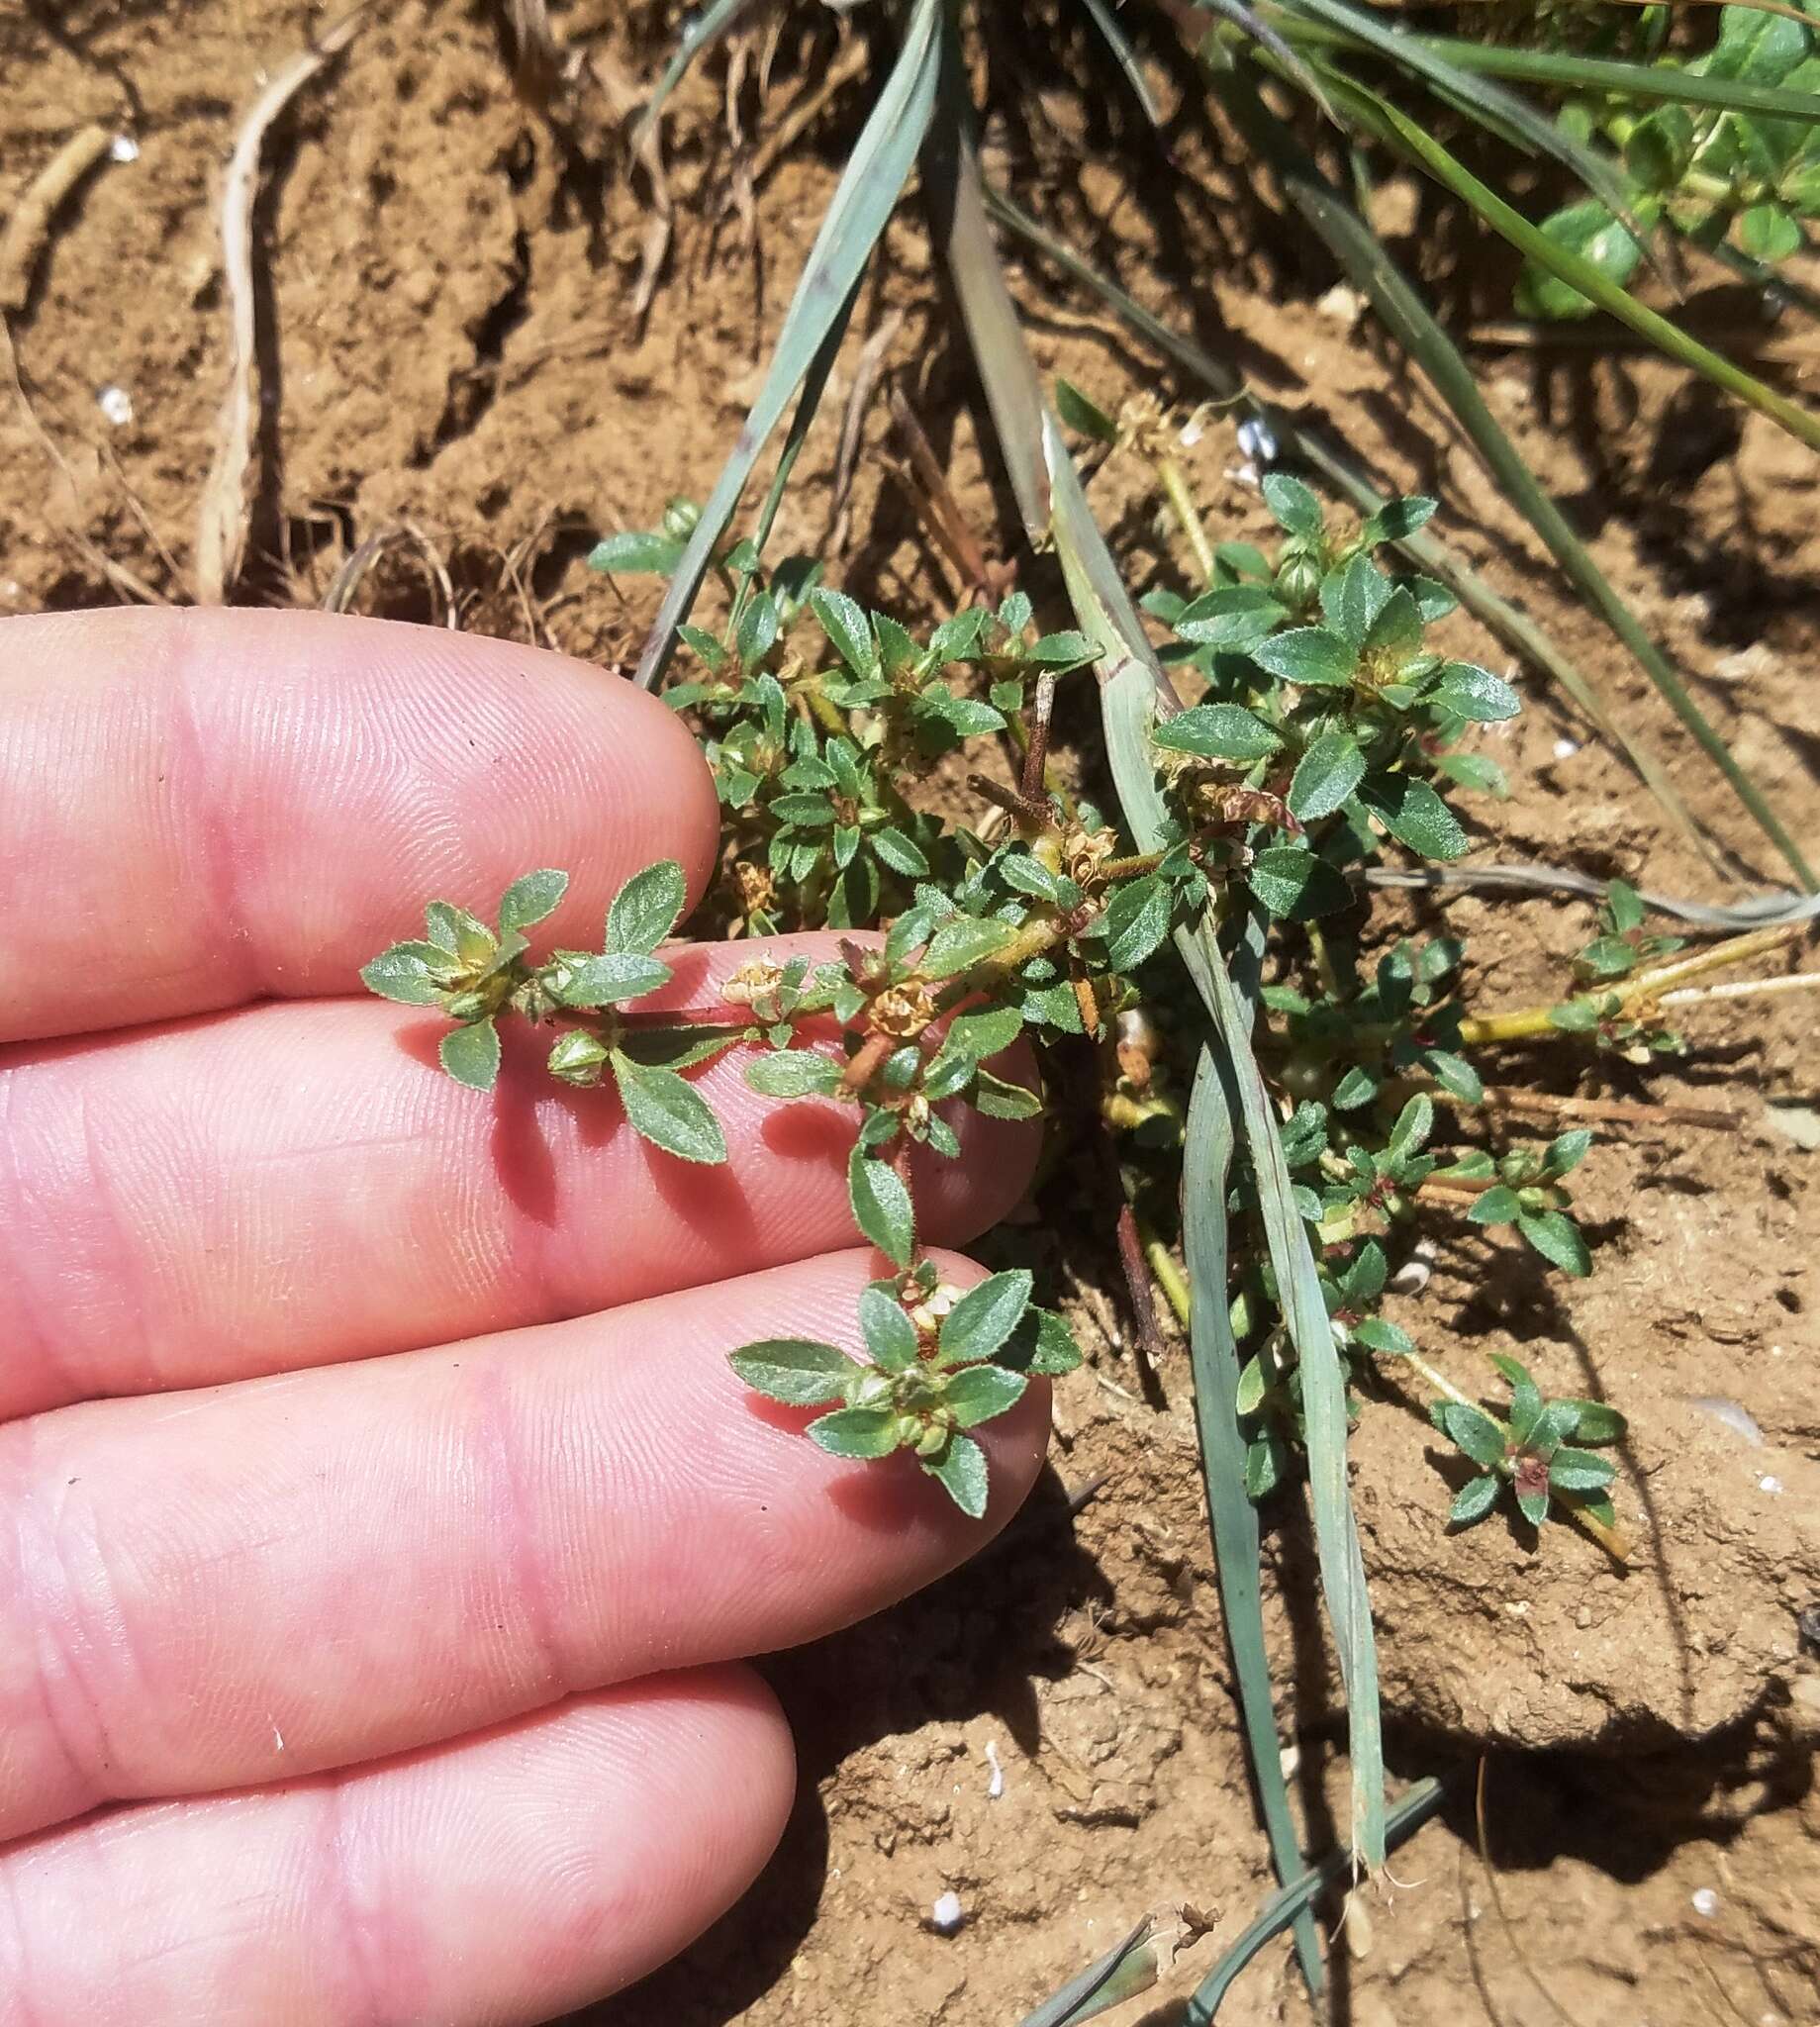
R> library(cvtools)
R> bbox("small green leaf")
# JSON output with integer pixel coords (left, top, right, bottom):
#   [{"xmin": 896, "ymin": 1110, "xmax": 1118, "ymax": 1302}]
[
  {"xmin": 550, "ymin": 952, "xmax": 671, "ymax": 1008},
  {"xmin": 611, "ymin": 1052, "xmax": 727, "ymax": 1164},
  {"xmin": 972, "ymin": 1068, "xmax": 1043, "ymax": 1118},
  {"xmin": 1422, "ymin": 1049, "xmax": 1484, "ymax": 1105},
  {"xmin": 848, "ymin": 1145, "xmax": 914, "ymax": 1267},
  {"xmin": 938, "ymin": 1269, "xmax": 1034, "ymax": 1366},
  {"xmin": 922, "ymin": 917, "xmax": 1017, "ymax": 978},
  {"xmin": 1320, "ymin": 554, "xmax": 1393, "ymax": 648},
  {"xmin": 1249, "ymin": 846, "xmax": 1351, "ymax": 920},
  {"xmin": 810, "ymin": 587, "xmax": 878, "ymax": 677},
  {"xmin": 1172, "ymin": 584, "xmax": 1288, "ymax": 651},
  {"xmin": 618, "ymin": 1023, "xmax": 746, "ymax": 1073},
  {"xmin": 1427, "ymin": 663, "xmax": 1521, "ymax": 723},
  {"xmin": 1517, "ymin": 1208, "xmax": 1592, "ymax": 1277},
  {"xmin": 1288, "ymin": 729, "xmax": 1366, "ymax": 821},
  {"xmin": 1153, "ymin": 702, "xmax": 1284, "ymax": 763},
  {"xmin": 1361, "ymin": 775, "xmax": 1469, "ymax": 861},
  {"xmin": 1055, "ymin": 376, "xmax": 1120, "ymax": 441},
  {"xmin": 1449, "ymin": 1474, "xmax": 1500, "ymax": 1528},
  {"xmin": 1567, "ymin": 1400, "xmax": 1627, "ymax": 1445},
  {"xmin": 499, "ymin": 869, "xmax": 570, "ymax": 931},
  {"xmin": 924, "ymin": 1431, "xmax": 991, "ymax": 1517},
  {"xmin": 858, "ymin": 1286, "xmax": 922, "ymax": 1373},
  {"xmin": 588, "ymin": 530, "xmax": 684, "ymax": 575},
  {"xmin": 439, "ymin": 1017, "xmax": 502, "ymax": 1091},
  {"xmin": 1547, "ymin": 1444, "xmax": 1618, "ymax": 1495},
  {"xmin": 1250, "ymin": 626, "xmax": 1357, "ymax": 689},
  {"xmin": 1545, "ymin": 1128, "xmax": 1594, "ymax": 1177},
  {"xmin": 1235, "ymin": 1354, "xmax": 1267, "ymax": 1416},
  {"xmin": 1737, "ymin": 202, "xmax": 1801, "ymax": 262},
  {"xmin": 1516, "ymin": 200, "xmax": 1643, "ymax": 322},
  {"xmin": 1549, "ymin": 998, "xmax": 1601, "ymax": 1034},
  {"xmin": 1262, "ymin": 471, "xmax": 1323, "ymax": 538},
  {"xmin": 872, "ymin": 826, "xmax": 929, "ymax": 877},
  {"xmin": 809, "ymin": 1405, "xmax": 905, "ymax": 1460},
  {"xmin": 1331, "ymin": 1065, "xmax": 1378, "ymax": 1110},
  {"xmin": 1360, "ymin": 495, "xmax": 1436, "ymax": 546},
  {"xmin": 1102, "ymin": 874, "xmax": 1173, "ymax": 972},
  {"xmin": 729, "ymin": 1338, "xmax": 863, "ymax": 1406},
  {"xmin": 362, "ymin": 942, "xmax": 447, "ymax": 1007},
  {"xmin": 1469, "ymin": 1185, "xmax": 1523, "ymax": 1225},
  {"xmin": 1026, "ymin": 629, "xmax": 1099, "ymax": 669},
  {"xmin": 607, "ymin": 860, "xmax": 689, "ymax": 956},
  {"xmin": 1389, "ymin": 1093, "xmax": 1433, "ymax": 1162},
  {"xmin": 946, "ymin": 1004, "xmax": 1023, "ymax": 1060},
  {"xmin": 1352, "ymin": 1316, "xmax": 1412, "ymax": 1354},
  {"xmin": 1434, "ymin": 1400, "xmax": 1508, "ymax": 1470},
  {"xmin": 942, "ymin": 1364, "xmax": 1028, "ymax": 1428},
  {"xmin": 745, "ymin": 1049, "xmax": 843, "ymax": 1099}
]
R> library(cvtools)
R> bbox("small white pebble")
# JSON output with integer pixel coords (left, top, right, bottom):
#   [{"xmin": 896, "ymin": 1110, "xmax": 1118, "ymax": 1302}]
[
  {"xmin": 984, "ymin": 1740, "xmax": 1005, "ymax": 1800},
  {"xmin": 1236, "ymin": 417, "xmax": 1278, "ymax": 465},
  {"xmin": 1691, "ymin": 1887, "xmax": 1720, "ymax": 1918},
  {"xmin": 96, "ymin": 384, "xmax": 134, "ymax": 427},
  {"xmin": 930, "ymin": 1891, "xmax": 965, "ymax": 1934},
  {"xmin": 1280, "ymin": 1743, "xmax": 1300, "ymax": 1779},
  {"xmin": 1552, "ymin": 736, "xmax": 1580, "ymax": 761},
  {"xmin": 1760, "ymin": 1476, "xmax": 1784, "ymax": 1496},
  {"xmin": 1389, "ymin": 1239, "xmax": 1436, "ymax": 1297},
  {"xmin": 109, "ymin": 133, "xmax": 140, "ymax": 162}
]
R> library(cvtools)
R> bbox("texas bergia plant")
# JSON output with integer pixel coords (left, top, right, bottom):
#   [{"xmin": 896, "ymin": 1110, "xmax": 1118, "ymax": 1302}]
[{"xmin": 370, "ymin": 0, "xmax": 1816, "ymax": 2012}]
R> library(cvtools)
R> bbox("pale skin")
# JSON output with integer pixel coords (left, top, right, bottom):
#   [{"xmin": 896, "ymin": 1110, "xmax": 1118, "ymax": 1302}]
[{"xmin": 0, "ymin": 607, "xmax": 1049, "ymax": 2024}]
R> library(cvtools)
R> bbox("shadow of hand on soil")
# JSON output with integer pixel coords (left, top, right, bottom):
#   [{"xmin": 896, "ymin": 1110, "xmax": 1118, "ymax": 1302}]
[{"xmin": 584, "ymin": 1463, "xmax": 1111, "ymax": 2027}]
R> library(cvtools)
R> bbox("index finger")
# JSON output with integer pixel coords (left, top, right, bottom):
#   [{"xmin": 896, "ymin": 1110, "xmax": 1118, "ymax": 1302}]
[{"xmin": 0, "ymin": 608, "xmax": 719, "ymax": 1044}]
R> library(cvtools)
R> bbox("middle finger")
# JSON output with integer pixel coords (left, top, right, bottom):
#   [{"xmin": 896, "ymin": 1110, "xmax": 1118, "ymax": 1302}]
[{"xmin": 0, "ymin": 933, "xmax": 1038, "ymax": 1417}]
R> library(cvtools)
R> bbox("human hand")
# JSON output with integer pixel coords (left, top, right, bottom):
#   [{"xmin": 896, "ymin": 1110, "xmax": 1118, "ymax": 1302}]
[{"xmin": 0, "ymin": 609, "xmax": 1046, "ymax": 2023}]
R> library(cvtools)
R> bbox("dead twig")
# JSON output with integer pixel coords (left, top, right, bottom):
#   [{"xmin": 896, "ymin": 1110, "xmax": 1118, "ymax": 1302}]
[
  {"xmin": 196, "ymin": 9, "xmax": 363, "ymax": 606},
  {"xmin": 1475, "ymin": 1086, "xmax": 1742, "ymax": 1131},
  {"xmin": 827, "ymin": 307, "xmax": 904, "ymax": 553},
  {"xmin": 0, "ymin": 123, "xmax": 113, "ymax": 313}
]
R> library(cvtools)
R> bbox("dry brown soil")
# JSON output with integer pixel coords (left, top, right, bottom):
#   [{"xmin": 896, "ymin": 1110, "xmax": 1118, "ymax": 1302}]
[{"xmin": 3, "ymin": 4, "xmax": 1818, "ymax": 2024}]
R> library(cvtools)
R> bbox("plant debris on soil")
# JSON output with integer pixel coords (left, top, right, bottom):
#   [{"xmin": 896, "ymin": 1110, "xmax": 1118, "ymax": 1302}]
[{"xmin": 3, "ymin": 4, "xmax": 1817, "ymax": 2023}]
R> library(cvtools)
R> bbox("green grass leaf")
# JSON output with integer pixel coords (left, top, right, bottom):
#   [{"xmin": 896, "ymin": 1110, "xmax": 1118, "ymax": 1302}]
[
  {"xmin": 611, "ymin": 1052, "xmax": 728, "ymax": 1164},
  {"xmin": 848, "ymin": 1145, "xmax": 914, "ymax": 1266},
  {"xmin": 634, "ymin": 0, "xmax": 944, "ymax": 688},
  {"xmin": 439, "ymin": 1018, "xmax": 502, "ymax": 1091},
  {"xmin": 938, "ymin": 1269, "xmax": 1034, "ymax": 1365},
  {"xmin": 729, "ymin": 1337, "xmax": 863, "ymax": 1406}
]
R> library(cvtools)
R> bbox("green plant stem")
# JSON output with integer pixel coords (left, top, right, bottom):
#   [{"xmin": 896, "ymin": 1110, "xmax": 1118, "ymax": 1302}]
[
  {"xmin": 1155, "ymin": 453, "xmax": 1218, "ymax": 584},
  {"xmin": 1140, "ymin": 1217, "xmax": 1193, "ymax": 1326},
  {"xmin": 1460, "ymin": 923, "xmax": 1797, "ymax": 1042}
]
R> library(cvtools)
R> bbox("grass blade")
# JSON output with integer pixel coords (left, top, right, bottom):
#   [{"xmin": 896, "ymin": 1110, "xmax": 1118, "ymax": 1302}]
[
  {"xmin": 633, "ymin": 0, "xmax": 943, "ymax": 689},
  {"xmin": 632, "ymin": 0, "xmax": 761, "ymax": 153},
  {"xmin": 1339, "ymin": 69, "xmax": 1820, "ymax": 459},
  {"xmin": 1076, "ymin": 0, "xmax": 1165, "ymax": 124},
  {"xmin": 1330, "ymin": 29, "xmax": 1820, "ymax": 120},
  {"xmin": 1258, "ymin": 0, "xmax": 1647, "ymax": 234},
  {"xmin": 1184, "ymin": 1777, "xmax": 1448, "ymax": 2021},
  {"xmin": 1216, "ymin": 74, "xmax": 1816, "ymax": 889},
  {"xmin": 980, "ymin": 183, "xmax": 1718, "ymax": 876},
  {"xmin": 1017, "ymin": 1916, "xmax": 1159, "ymax": 2027},
  {"xmin": 1183, "ymin": 1041, "xmax": 1325, "ymax": 1993},
  {"xmin": 935, "ymin": 93, "xmax": 1329, "ymax": 1977}
]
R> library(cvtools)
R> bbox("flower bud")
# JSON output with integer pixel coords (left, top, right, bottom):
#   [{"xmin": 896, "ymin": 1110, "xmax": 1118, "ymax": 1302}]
[
  {"xmin": 662, "ymin": 496, "xmax": 701, "ymax": 541},
  {"xmin": 444, "ymin": 989, "xmax": 495, "ymax": 1024},
  {"xmin": 851, "ymin": 1370, "xmax": 896, "ymax": 1411},
  {"xmin": 913, "ymin": 1417, "xmax": 953, "ymax": 1459},
  {"xmin": 1274, "ymin": 550, "xmax": 1322, "ymax": 609},
  {"xmin": 547, "ymin": 1029, "xmax": 611, "ymax": 1087}
]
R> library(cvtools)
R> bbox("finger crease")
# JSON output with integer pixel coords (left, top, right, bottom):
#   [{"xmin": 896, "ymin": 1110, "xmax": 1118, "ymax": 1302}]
[
  {"xmin": 463, "ymin": 1361, "xmax": 575, "ymax": 1701},
  {"xmin": 311, "ymin": 1770, "xmax": 421, "ymax": 2027}
]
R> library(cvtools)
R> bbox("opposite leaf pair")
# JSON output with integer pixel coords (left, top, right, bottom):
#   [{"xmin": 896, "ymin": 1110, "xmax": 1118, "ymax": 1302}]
[{"xmin": 728, "ymin": 1264, "xmax": 1082, "ymax": 1517}]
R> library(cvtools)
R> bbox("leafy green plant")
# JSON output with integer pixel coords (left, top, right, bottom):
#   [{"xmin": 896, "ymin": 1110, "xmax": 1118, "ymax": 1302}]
[
  {"xmin": 1520, "ymin": 6, "xmax": 1820, "ymax": 317},
  {"xmin": 1432, "ymin": 1352, "xmax": 1626, "ymax": 1537}
]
